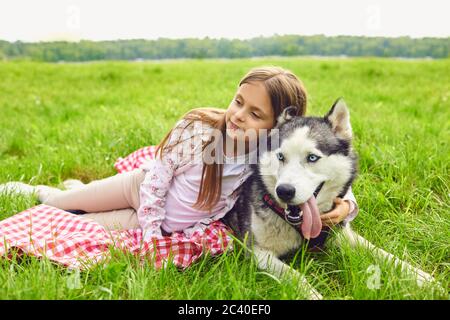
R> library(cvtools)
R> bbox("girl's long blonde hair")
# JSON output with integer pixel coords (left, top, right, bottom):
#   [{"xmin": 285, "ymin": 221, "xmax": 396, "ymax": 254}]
[{"xmin": 155, "ymin": 66, "xmax": 308, "ymax": 213}]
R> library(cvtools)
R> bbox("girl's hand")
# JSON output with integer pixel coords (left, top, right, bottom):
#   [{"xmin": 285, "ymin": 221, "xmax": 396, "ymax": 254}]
[{"xmin": 320, "ymin": 198, "xmax": 350, "ymax": 227}]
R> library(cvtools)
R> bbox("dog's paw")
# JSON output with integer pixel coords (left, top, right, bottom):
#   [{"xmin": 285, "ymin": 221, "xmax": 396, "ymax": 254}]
[
  {"xmin": 307, "ymin": 288, "xmax": 323, "ymax": 300},
  {"xmin": 295, "ymin": 275, "xmax": 323, "ymax": 300},
  {"xmin": 415, "ymin": 269, "xmax": 446, "ymax": 296}
]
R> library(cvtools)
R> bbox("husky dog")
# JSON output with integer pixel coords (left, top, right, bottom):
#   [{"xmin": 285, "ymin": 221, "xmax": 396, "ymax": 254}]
[{"xmin": 223, "ymin": 99, "xmax": 438, "ymax": 300}]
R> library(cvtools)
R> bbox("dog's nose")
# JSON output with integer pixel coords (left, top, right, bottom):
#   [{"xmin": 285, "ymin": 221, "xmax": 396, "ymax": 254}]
[{"xmin": 276, "ymin": 184, "xmax": 296, "ymax": 202}]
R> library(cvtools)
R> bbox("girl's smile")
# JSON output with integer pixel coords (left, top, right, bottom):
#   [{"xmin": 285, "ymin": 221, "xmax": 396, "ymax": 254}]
[
  {"xmin": 224, "ymin": 81, "xmax": 274, "ymax": 157},
  {"xmin": 226, "ymin": 82, "xmax": 274, "ymax": 133},
  {"xmin": 227, "ymin": 120, "xmax": 242, "ymax": 131}
]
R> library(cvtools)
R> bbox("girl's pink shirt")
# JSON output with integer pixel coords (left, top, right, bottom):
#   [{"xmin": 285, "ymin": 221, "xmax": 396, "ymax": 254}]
[{"xmin": 138, "ymin": 119, "xmax": 359, "ymax": 240}]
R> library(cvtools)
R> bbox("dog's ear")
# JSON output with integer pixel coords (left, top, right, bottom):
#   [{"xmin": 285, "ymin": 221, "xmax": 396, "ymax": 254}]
[
  {"xmin": 325, "ymin": 98, "xmax": 352, "ymax": 140},
  {"xmin": 276, "ymin": 106, "xmax": 298, "ymax": 126}
]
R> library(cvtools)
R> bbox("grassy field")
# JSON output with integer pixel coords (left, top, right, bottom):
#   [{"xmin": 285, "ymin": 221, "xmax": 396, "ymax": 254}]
[{"xmin": 0, "ymin": 57, "xmax": 448, "ymax": 299}]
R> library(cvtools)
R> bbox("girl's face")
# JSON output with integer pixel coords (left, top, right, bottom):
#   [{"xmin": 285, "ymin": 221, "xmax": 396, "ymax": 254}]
[{"xmin": 225, "ymin": 81, "xmax": 275, "ymax": 144}]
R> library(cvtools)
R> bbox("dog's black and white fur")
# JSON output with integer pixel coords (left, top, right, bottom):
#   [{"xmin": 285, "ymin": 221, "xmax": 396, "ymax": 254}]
[{"xmin": 223, "ymin": 99, "xmax": 439, "ymax": 299}]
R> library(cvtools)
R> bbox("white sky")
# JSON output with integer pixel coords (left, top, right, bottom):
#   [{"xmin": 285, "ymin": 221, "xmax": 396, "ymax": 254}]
[{"xmin": 0, "ymin": 0, "xmax": 449, "ymax": 42}]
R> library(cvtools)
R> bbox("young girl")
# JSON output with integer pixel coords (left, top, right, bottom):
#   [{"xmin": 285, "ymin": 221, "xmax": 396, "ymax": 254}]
[{"xmin": 0, "ymin": 66, "xmax": 358, "ymax": 240}]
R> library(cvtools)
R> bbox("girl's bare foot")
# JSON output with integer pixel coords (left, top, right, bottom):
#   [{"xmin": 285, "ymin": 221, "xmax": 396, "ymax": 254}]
[{"xmin": 0, "ymin": 182, "xmax": 37, "ymax": 196}]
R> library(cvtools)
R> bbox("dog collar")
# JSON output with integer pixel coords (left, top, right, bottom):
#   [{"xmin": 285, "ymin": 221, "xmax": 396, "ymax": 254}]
[
  {"xmin": 262, "ymin": 192, "xmax": 331, "ymax": 252},
  {"xmin": 262, "ymin": 182, "xmax": 325, "ymax": 226},
  {"xmin": 262, "ymin": 182, "xmax": 330, "ymax": 251},
  {"xmin": 262, "ymin": 193, "xmax": 303, "ymax": 226}
]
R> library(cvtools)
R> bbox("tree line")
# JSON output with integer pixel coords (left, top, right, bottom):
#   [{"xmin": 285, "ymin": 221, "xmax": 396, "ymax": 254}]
[{"xmin": 0, "ymin": 35, "xmax": 448, "ymax": 62}]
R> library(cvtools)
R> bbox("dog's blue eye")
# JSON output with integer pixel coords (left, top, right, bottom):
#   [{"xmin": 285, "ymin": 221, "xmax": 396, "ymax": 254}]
[
  {"xmin": 307, "ymin": 154, "xmax": 320, "ymax": 163},
  {"xmin": 276, "ymin": 152, "xmax": 285, "ymax": 162}
]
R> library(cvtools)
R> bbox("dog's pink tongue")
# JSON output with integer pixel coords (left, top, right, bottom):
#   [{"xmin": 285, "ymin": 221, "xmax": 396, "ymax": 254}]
[{"xmin": 300, "ymin": 196, "xmax": 322, "ymax": 240}]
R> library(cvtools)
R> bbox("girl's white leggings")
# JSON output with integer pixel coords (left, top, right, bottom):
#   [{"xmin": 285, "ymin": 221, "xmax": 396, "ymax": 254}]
[{"xmin": 42, "ymin": 169, "xmax": 146, "ymax": 231}]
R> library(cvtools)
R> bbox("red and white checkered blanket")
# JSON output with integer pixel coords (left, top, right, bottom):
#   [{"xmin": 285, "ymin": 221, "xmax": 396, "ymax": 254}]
[{"xmin": 0, "ymin": 146, "xmax": 233, "ymax": 270}]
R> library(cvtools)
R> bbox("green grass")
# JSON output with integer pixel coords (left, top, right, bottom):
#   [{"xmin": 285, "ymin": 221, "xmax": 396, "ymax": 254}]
[{"xmin": 0, "ymin": 57, "xmax": 449, "ymax": 299}]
